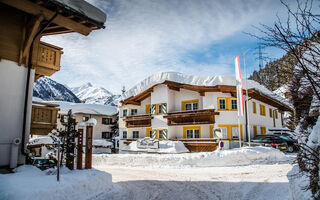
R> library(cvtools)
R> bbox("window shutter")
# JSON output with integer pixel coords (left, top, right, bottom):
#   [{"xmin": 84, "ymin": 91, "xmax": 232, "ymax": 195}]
[
  {"xmin": 161, "ymin": 103, "xmax": 167, "ymax": 114},
  {"xmin": 163, "ymin": 129, "xmax": 168, "ymax": 140},
  {"xmin": 151, "ymin": 129, "xmax": 157, "ymax": 139},
  {"xmin": 151, "ymin": 104, "xmax": 156, "ymax": 114}
]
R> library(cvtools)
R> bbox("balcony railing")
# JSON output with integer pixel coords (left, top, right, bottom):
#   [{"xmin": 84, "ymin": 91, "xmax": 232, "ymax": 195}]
[
  {"xmin": 32, "ymin": 41, "xmax": 63, "ymax": 80},
  {"xmin": 163, "ymin": 109, "xmax": 219, "ymax": 126},
  {"xmin": 123, "ymin": 114, "xmax": 153, "ymax": 128},
  {"xmin": 30, "ymin": 101, "xmax": 60, "ymax": 136}
]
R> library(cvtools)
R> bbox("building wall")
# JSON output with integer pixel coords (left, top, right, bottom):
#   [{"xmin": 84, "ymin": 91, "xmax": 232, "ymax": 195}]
[
  {"xmin": 119, "ymin": 83, "xmax": 286, "ymax": 151},
  {"xmin": 0, "ymin": 59, "xmax": 34, "ymax": 167},
  {"xmin": 57, "ymin": 113, "xmax": 116, "ymax": 140}
]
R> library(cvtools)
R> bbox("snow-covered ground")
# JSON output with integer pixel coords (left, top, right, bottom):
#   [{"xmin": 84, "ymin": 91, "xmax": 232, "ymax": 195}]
[
  {"xmin": 0, "ymin": 166, "xmax": 112, "ymax": 200},
  {"xmin": 0, "ymin": 147, "xmax": 297, "ymax": 200},
  {"xmin": 122, "ymin": 140, "xmax": 189, "ymax": 154},
  {"xmin": 93, "ymin": 147, "xmax": 288, "ymax": 168}
]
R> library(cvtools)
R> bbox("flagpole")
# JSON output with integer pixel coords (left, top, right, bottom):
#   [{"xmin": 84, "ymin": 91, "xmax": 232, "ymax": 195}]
[
  {"xmin": 235, "ymin": 55, "xmax": 242, "ymax": 148},
  {"xmin": 243, "ymin": 50, "xmax": 251, "ymax": 147}
]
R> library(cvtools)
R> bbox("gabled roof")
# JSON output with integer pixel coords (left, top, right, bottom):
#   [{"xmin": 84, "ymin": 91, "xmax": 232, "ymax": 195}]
[{"xmin": 121, "ymin": 72, "xmax": 293, "ymax": 112}]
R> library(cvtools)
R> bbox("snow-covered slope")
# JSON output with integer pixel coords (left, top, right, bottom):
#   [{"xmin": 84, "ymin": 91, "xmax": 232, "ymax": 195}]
[
  {"xmin": 33, "ymin": 77, "xmax": 80, "ymax": 103},
  {"xmin": 71, "ymin": 82, "xmax": 120, "ymax": 106}
]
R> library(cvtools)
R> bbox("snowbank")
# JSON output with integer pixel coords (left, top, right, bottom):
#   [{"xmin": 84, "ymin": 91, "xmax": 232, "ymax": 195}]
[
  {"xmin": 287, "ymin": 165, "xmax": 312, "ymax": 200},
  {"xmin": 28, "ymin": 136, "xmax": 55, "ymax": 145},
  {"xmin": 122, "ymin": 72, "xmax": 291, "ymax": 108},
  {"xmin": 44, "ymin": 100, "xmax": 118, "ymax": 115},
  {"xmin": 122, "ymin": 140, "xmax": 189, "ymax": 154},
  {"xmin": 0, "ymin": 165, "xmax": 112, "ymax": 200},
  {"xmin": 93, "ymin": 139, "xmax": 113, "ymax": 147},
  {"xmin": 93, "ymin": 147, "xmax": 287, "ymax": 168}
]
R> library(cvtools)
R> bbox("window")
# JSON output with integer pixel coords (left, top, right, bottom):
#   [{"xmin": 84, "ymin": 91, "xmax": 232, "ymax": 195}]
[
  {"xmin": 82, "ymin": 116, "xmax": 89, "ymax": 122},
  {"xmin": 269, "ymin": 108, "xmax": 273, "ymax": 118},
  {"xmin": 260, "ymin": 126, "xmax": 266, "ymax": 135},
  {"xmin": 133, "ymin": 131, "xmax": 139, "ymax": 138},
  {"xmin": 185, "ymin": 102, "xmax": 198, "ymax": 111},
  {"xmin": 102, "ymin": 132, "xmax": 111, "ymax": 139},
  {"xmin": 131, "ymin": 109, "xmax": 138, "ymax": 116},
  {"xmin": 275, "ymin": 110, "xmax": 278, "ymax": 119},
  {"xmin": 260, "ymin": 104, "xmax": 266, "ymax": 116},
  {"xmin": 231, "ymin": 99, "xmax": 237, "ymax": 110},
  {"xmin": 219, "ymin": 99, "xmax": 226, "ymax": 110},
  {"xmin": 232, "ymin": 127, "xmax": 240, "ymax": 139},
  {"xmin": 158, "ymin": 130, "xmax": 163, "ymax": 139},
  {"xmin": 102, "ymin": 118, "xmax": 112, "ymax": 125},
  {"xmin": 252, "ymin": 102, "xmax": 257, "ymax": 114},
  {"xmin": 181, "ymin": 100, "xmax": 199, "ymax": 111},
  {"xmin": 122, "ymin": 131, "xmax": 127, "ymax": 139},
  {"xmin": 122, "ymin": 109, "xmax": 127, "ymax": 117},
  {"xmin": 158, "ymin": 103, "xmax": 167, "ymax": 114},
  {"xmin": 186, "ymin": 129, "xmax": 200, "ymax": 138}
]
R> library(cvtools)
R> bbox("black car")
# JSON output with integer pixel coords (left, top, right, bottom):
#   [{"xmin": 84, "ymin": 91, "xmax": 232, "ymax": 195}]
[
  {"xmin": 32, "ymin": 158, "xmax": 57, "ymax": 170},
  {"xmin": 277, "ymin": 135, "xmax": 299, "ymax": 153},
  {"xmin": 251, "ymin": 135, "xmax": 288, "ymax": 151}
]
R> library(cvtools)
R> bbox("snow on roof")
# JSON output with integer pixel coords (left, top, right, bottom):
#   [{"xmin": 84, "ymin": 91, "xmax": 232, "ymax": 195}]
[
  {"xmin": 122, "ymin": 72, "xmax": 292, "ymax": 108},
  {"xmin": 28, "ymin": 136, "xmax": 55, "ymax": 145},
  {"xmin": 46, "ymin": 0, "xmax": 106, "ymax": 27},
  {"xmin": 43, "ymin": 100, "xmax": 118, "ymax": 116}
]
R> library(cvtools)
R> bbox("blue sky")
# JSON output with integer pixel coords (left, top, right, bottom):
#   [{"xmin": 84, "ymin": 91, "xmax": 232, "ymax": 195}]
[{"xmin": 43, "ymin": 0, "xmax": 296, "ymax": 94}]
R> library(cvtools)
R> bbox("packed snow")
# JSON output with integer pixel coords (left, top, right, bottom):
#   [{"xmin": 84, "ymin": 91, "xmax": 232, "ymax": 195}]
[
  {"xmin": 121, "ymin": 140, "xmax": 189, "ymax": 154},
  {"xmin": 0, "ymin": 165, "xmax": 112, "ymax": 200},
  {"xmin": 122, "ymin": 72, "xmax": 291, "ymax": 109},
  {"xmin": 28, "ymin": 136, "xmax": 56, "ymax": 145},
  {"xmin": 93, "ymin": 147, "xmax": 287, "ymax": 168},
  {"xmin": 93, "ymin": 139, "xmax": 113, "ymax": 147},
  {"xmin": 41, "ymin": 100, "xmax": 118, "ymax": 115},
  {"xmin": 287, "ymin": 165, "xmax": 312, "ymax": 200}
]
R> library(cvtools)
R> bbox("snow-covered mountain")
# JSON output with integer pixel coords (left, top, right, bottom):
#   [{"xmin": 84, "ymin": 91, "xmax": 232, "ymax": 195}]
[
  {"xmin": 71, "ymin": 83, "xmax": 120, "ymax": 106},
  {"xmin": 33, "ymin": 77, "xmax": 80, "ymax": 103}
]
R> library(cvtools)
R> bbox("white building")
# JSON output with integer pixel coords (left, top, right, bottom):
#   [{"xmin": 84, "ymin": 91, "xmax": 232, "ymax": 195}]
[{"xmin": 118, "ymin": 72, "xmax": 292, "ymax": 151}]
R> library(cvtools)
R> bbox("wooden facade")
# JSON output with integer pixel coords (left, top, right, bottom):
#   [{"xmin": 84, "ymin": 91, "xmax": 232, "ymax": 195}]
[
  {"xmin": 164, "ymin": 109, "xmax": 219, "ymax": 126},
  {"xmin": 30, "ymin": 101, "xmax": 60, "ymax": 136},
  {"xmin": 124, "ymin": 115, "xmax": 153, "ymax": 128}
]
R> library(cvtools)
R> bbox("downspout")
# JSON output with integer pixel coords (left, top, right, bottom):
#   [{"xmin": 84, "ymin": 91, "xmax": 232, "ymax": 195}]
[{"xmin": 21, "ymin": 12, "xmax": 58, "ymax": 156}]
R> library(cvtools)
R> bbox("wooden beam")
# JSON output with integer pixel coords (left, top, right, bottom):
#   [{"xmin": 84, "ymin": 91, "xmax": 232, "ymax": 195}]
[
  {"xmin": 199, "ymin": 91, "xmax": 205, "ymax": 96},
  {"xmin": 22, "ymin": 15, "xmax": 43, "ymax": 57},
  {"xmin": 1, "ymin": 0, "xmax": 92, "ymax": 36},
  {"xmin": 168, "ymin": 85, "xmax": 180, "ymax": 91}
]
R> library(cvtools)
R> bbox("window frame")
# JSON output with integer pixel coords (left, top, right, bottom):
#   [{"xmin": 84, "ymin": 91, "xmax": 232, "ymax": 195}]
[
  {"xmin": 132, "ymin": 131, "xmax": 139, "ymax": 138},
  {"xmin": 231, "ymin": 99, "xmax": 237, "ymax": 110},
  {"xmin": 122, "ymin": 131, "xmax": 127, "ymax": 139},
  {"xmin": 122, "ymin": 109, "xmax": 128, "ymax": 117},
  {"xmin": 102, "ymin": 132, "xmax": 111, "ymax": 139},
  {"xmin": 131, "ymin": 109, "xmax": 138, "ymax": 116},
  {"xmin": 218, "ymin": 98, "xmax": 227, "ymax": 110},
  {"xmin": 102, "ymin": 118, "xmax": 112, "ymax": 125}
]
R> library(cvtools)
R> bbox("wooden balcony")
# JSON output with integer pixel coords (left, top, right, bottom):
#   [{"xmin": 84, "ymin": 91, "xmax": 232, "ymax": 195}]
[
  {"xmin": 32, "ymin": 41, "xmax": 63, "ymax": 80},
  {"xmin": 30, "ymin": 101, "xmax": 60, "ymax": 136},
  {"xmin": 163, "ymin": 109, "xmax": 219, "ymax": 126},
  {"xmin": 123, "ymin": 114, "xmax": 153, "ymax": 128}
]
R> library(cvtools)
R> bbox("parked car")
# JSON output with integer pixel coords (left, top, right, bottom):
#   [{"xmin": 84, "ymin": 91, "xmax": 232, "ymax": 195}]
[
  {"xmin": 277, "ymin": 135, "xmax": 299, "ymax": 153},
  {"xmin": 32, "ymin": 158, "xmax": 57, "ymax": 171},
  {"xmin": 267, "ymin": 128, "xmax": 296, "ymax": 138},
  {"xmin": 251, "ymin": 135, "xmax": 288, "ymax": 151}
]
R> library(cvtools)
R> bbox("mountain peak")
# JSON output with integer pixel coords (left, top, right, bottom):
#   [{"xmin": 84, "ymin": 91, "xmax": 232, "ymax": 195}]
[{"xmin": 84, "ymin": 82, "xmax": 93, "ymax": 87}]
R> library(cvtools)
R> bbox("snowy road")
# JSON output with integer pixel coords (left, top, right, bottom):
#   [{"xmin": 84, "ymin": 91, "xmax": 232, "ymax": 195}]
[{"xmin": 95, "ymin": 163, "xmax": 293, "ymax": 200}]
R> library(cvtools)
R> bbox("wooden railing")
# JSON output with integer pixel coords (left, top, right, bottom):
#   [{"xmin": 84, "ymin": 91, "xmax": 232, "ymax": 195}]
[
  {"xmin": 30, "ymin": 101, "xmax": 60, "ymax": 136},
  {"xmin": 124, "ymin": 114, "xmax": 153, "ymax": 128},
  {"xmin": 32, "ymin": 41, "xmax": 63, "ymax": 80}
]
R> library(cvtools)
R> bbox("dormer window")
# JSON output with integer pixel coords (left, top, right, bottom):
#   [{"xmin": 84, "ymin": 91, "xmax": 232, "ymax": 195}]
[{"xmin": 131, "ymin": 109, "xmax": 138, "ymax": 116}]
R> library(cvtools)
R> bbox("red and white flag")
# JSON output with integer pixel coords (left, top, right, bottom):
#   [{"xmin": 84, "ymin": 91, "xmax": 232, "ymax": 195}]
[{"xmin": 234, "ymin": 55, "xmax": 245, "ymax": 116}]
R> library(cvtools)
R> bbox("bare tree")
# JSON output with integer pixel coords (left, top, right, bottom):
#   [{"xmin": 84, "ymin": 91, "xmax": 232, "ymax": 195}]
[{"xmin": 248, "ymin": 0, "xmax": 320, "ymax": 199}]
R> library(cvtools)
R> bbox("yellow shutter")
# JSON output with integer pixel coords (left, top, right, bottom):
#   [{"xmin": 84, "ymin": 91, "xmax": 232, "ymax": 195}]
[
  {"xmin": 252, "ymin": 102, "xmax": 256, "ymax": 114},
  {"xmin": 145, "ymin": 104, "xmax": 151, "ymax": 114},
  {"xmin": 269, "ymin": 108, "xmax": 273, "ymax": 118},
  {"xmin": 275, "ymin": 110, "xmax": 278, "ymax": 119},
  {"xmin": 253, "ymin": 125, "xmax": 257, "ymax": 136},
  {"xmin": 146, "ymin": 128, "xmax": 152, "ymax": 137}
]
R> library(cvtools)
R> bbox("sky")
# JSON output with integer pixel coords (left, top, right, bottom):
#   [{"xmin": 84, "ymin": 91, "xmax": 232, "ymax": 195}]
[{"xmin": 43, "ymin": 0, "xmax": 297, "ymax": 94}]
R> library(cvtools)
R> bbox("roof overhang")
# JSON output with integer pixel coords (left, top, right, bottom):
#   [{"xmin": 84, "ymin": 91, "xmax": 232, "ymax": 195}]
[{"xmin": 1, "ymin": 0, "xmax": 106, "ymax": 36}]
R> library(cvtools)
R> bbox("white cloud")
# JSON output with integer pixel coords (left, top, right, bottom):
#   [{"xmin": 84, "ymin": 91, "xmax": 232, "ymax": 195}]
[{"xmin": 44, "ymin": 0, "xmax": 284, "ymax": 94}]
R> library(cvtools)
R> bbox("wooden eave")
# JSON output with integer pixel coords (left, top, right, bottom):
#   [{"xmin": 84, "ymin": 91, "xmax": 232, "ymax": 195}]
[
  {"xmin": 123, "ymin": 115, "xmax": 153, "ymax": 121},
  {"xmin": 163, "ymin": 109, "xmax": 219, "ymax": 119},
  {"xmin": 1, "ymin": 0, "xmax": 103, "ymax": 36}
]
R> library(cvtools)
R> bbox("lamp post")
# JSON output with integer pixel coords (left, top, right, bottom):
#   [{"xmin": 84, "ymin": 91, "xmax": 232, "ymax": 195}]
[{"xmin": 243, "ymin": 49, "xmax": 252, "ymax": 146}]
